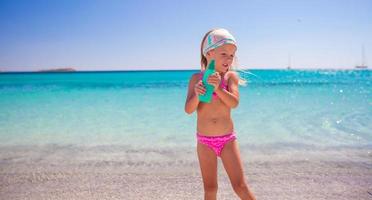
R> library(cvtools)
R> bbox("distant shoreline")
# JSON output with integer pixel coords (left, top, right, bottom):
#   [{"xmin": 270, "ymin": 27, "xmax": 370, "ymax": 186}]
[{"xmin": 37, "ymin": 67, "xmax": 76, "ymax": 72}]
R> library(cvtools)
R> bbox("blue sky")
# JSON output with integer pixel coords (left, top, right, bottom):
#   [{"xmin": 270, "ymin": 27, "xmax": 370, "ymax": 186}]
[{"xmin": 0, "ymin": 0, "xmax": 371, "ymax": 71}]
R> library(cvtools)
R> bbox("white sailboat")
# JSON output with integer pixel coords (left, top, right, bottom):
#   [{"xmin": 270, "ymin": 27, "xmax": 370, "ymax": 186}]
[
  {"xmin": 287, "ymin": 53, "xmax": 292, "ymax": 70},
  {"xmin": 355, "ymin": 45, "xmax": 368, "ymax": 69}
]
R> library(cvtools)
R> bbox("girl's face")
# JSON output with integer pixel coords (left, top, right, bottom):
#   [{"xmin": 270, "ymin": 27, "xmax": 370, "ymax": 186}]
[{"xmin": 206, "ymin": 44, "xmax": 236, "ymax": 73}]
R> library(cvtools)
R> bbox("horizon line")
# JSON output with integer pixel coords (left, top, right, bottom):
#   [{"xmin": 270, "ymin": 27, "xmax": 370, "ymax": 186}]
[
  {"xmin": 0, "ymin": 65, "xmax": 369, "ymax": 72},
  {"xmin": 0, "ymin": 67, "xmax": 370, "ymax": 73}
]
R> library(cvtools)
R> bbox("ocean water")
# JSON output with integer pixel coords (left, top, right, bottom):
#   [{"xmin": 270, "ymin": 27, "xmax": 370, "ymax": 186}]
[{"xmin": 0, "ymin": 70, "xmax": 371, "ymax": 151}]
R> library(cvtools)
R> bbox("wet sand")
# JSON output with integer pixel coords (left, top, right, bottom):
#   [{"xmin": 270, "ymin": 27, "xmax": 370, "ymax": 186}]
[{"xmin": 1, "ymin": 144, "xmax": 371, "ymax": 200}]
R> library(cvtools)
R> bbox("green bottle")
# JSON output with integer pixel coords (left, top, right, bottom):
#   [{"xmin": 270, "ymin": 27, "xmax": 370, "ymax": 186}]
[{"xmin": 199, "ymin": 60, "xmax": 216, "ymax": 103}]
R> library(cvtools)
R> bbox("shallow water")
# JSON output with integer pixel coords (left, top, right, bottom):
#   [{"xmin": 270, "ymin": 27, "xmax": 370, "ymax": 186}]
[{"xmin": 0, "ymin": 70, "xmax": 371, "ymax": 150}]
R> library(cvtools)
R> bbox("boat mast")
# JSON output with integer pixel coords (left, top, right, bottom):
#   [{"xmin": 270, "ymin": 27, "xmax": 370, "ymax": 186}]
[
  {"xmin": 287, "ymin": 53, "xmax": 291, "ymax": 69},
  {"xmin": 361, "ymin": 45, "xmax": 365, "ymax": 66}
]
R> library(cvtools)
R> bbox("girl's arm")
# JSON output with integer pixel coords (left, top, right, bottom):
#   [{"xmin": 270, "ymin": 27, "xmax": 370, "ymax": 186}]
[
  {"xmin": 214, "ymin": 71, "xmax": 240, "ymax": 108},
  {"xmin": 184, "ymin": 73, "xmax": 204, "ymax": 114}
]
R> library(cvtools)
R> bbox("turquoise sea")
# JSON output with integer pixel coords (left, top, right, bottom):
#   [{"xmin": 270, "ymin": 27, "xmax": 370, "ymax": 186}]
[{"xmin": 0, "ymin": 70, "xmax": 371, "ymax": 151}]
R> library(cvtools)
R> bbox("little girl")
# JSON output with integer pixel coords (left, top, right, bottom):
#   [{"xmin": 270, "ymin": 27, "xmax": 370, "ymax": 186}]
[{"xmin": 185, "ymin": 28, "xmax": 256, "ymax": 200}]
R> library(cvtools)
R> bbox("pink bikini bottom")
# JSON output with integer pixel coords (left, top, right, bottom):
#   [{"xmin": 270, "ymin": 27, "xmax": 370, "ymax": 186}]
[{"xmin": 196, "ymin": 132, "xmax": 236, "ymax": 157}]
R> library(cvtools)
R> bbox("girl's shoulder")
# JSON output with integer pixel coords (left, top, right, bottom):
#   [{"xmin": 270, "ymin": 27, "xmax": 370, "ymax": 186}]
[
  {"xmin": 189, "ymin": 72, "xmax": 202, "ymax": 83},
  {"xmin": 225, "ymin": 71, "xmax": 239, "ymax": 82}
]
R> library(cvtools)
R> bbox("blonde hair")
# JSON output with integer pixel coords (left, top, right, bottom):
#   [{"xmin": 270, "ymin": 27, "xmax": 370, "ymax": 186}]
[{"xmin": 200, "ymin": 29, "xmax": 247, "ymax": 86}]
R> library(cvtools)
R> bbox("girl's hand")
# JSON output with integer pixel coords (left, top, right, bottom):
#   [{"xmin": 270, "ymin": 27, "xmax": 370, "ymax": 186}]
[
  {"xmin": 207, "ymin": 72, "xmax": 221, "ymax": 91},
  {"xmin": 194, "ymin": 80, "xmax": 206, "ymax": 96}
]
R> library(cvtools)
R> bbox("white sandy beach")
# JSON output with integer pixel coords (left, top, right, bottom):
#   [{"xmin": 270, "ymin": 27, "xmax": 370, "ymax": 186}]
[{"xmin": 1, "ymin": 144, "xmax": 371, "ymax": 200}]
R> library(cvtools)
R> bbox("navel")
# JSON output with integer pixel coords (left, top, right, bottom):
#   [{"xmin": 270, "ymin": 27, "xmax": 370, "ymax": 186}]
[{"xmin": 211, "ymin": 118, "xmax": 218, "ymax": 123}]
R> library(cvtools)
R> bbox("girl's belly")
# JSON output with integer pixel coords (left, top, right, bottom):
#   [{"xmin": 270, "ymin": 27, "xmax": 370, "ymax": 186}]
[{"xmin": 196, "ymin": 116, "xmax": 234, "ymax": 136}]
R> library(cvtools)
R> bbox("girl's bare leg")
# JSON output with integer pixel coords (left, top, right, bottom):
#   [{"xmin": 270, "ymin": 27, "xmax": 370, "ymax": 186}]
[
  {"xmin": 197, "ymin": 142, "xmax": 218, "ymax": 200},
  {"xmin": 220, "ymin": 140, "xmax": 256, "ymax": 200}
]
